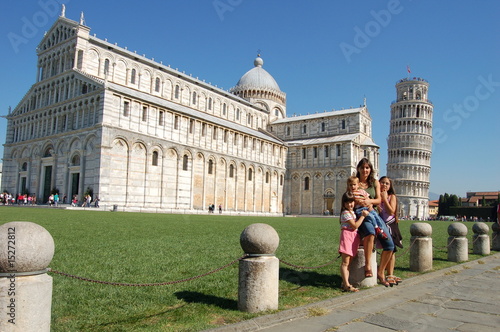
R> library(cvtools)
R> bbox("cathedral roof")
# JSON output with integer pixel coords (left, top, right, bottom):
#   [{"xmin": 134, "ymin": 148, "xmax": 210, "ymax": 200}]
[
  {"xmin": 271, "ymin": 107, "xmax": 365, "ymax": 124},
  {"xmin": 233, "ymin": 56, "xmax": 281, "ymax": 92},
  {"xmin": 285, "ymin": 133, "xmax": 379, "ymax": 148}
]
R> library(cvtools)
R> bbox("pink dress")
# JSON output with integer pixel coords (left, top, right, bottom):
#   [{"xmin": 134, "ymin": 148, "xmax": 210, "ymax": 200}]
[{"xmin": 338, "ymin": 210, "xmax": 360, "ymax": 257}]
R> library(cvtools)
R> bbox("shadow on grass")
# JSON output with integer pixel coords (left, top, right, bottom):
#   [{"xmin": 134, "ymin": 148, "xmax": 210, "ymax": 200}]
[
  {"xmin": 175, "ymin": 291, "xmax": 238, "ymax": 310},
  {"xmin": 279, "ymin": 267, "xmax": 340, "ymax": 288},
  {"xmin": 88, "ymin": 304, "xmax": 186, "ymax": 329}
]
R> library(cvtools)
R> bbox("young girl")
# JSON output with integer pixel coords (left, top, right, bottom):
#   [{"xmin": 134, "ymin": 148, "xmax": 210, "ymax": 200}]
[
  {"xmin": 379, "ymin": 176, "xmax": 403, "ymax": 285},
  {"xmin": 339, "ymin": 191, "xmax": 369, "ymax": 292}
]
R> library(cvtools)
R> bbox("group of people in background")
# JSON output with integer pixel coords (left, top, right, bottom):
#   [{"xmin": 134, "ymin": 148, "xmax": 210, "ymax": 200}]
[
  {"xmin": 0, "ymin": 191, "xmax": 101, "ymax": 208},
  {"xmin": 338, "ymin": 158, "xmax": 403, "ymax": 292},
  {"xmin": 1, "ymin": 192, "xmax": 37, "ymax": 205}
]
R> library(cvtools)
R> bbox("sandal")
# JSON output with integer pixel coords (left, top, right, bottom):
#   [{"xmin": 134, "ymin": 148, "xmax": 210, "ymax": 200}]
[
  {"xmin": 342, "ymin": 284, "xmax": 359, "ymax": 292},
  {"xmin": 385, "ymin": 275, "xmax": 398, "ymax": 286},
  {"xmin": 377, "ymin": 276, "xmax": 390, "ymax": 287},
  {"xmin": 387, "ymin": 275, "xmax": 402, "ymax": 284},
  {"xmin": 364, "ymin": 269, "xmax": 373, "ymax": 278}
]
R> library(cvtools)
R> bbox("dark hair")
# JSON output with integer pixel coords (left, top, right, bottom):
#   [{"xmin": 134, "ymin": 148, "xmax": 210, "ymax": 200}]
[
  {"xmin": 380, "ymin": 176, "xmax": 398, "ymax": 222},
  {"xmin": 340, "ymin": 191, "xmax": 355, "ymax": 213},
  {"xmin": 355, "ymin": 158, "xmax": 375, "ymax": 188},
  {"xmin": 379, "ymin": 176, "xmax": 395, "ymax": 195}
]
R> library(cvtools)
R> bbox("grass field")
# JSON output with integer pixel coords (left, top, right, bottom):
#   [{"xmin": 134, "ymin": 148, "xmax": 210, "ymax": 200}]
[{"xmin": 0, "ymin": 207, "xmax": 493, "ymax": 331}]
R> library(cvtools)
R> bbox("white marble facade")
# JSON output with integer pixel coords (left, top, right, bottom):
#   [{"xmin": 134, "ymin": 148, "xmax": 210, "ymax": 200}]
[
  {"xmin": 387, "ymin": 78, "xmax": 433, "ymax": 219},
  {"xmin": 2, "ymin": 12, "xmax": 379, "ymax": 215}
]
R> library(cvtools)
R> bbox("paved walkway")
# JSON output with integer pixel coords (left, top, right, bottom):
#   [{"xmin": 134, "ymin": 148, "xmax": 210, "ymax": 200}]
[{"xmin": 209, "ymin": 252, "xmax": 500, "ymax": 332}]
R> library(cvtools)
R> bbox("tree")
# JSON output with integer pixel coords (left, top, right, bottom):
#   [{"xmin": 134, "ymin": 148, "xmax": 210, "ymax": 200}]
[{"xmin": 437, "ymin": 192, "xmax": 461, "ymax": 216}]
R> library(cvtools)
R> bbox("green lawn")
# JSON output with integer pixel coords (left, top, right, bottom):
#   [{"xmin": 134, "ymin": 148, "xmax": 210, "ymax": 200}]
[{"xmin": 0, "ymin": 207, "xmax": 493, "ymax": 331}]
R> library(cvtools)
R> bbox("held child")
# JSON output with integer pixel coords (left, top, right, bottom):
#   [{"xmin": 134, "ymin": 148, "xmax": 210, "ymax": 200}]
[
  {"xmin": 339, "ymin": 191, "xmax": 370, "ymax": 292},
  {"xmin": 346, "ymin": 176, "xmax": 388, "ymax": 240}
]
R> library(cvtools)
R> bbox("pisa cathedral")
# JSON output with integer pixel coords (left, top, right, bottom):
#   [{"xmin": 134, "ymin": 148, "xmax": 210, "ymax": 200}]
[{"xmin": 2, "ymin": 10, "xmax": 386, "ymax": 215}]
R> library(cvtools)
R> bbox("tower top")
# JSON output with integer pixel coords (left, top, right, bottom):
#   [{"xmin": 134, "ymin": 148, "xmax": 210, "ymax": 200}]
[{"xmin": 396, "ymin": 77, "xmax": 428, "ymax": 85}]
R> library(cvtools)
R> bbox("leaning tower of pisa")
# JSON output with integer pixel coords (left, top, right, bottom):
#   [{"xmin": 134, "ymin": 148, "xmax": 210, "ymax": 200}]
[{"xmin": 387, "ymin": 77, "xmax": 433, "ymax": 220}]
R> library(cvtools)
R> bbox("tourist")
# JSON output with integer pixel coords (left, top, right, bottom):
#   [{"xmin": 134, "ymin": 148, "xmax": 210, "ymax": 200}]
[
  {"xmin": 94, "ymin": 196, "xmax": 100, "ymax": 208},
  {"xmin": 379, "ymin": 176, "xmax": 403, "ymax": 285},
  {"xmin": 355, "ymin": 158, "xmax": 394, "ymax": 286},
  {"xmin": 54, "ymin": 192, "xmax": 59, "ymax": 207},
  {"xmin": 338, "ymin": 191, "xmax": 369, "ymax": 292},
  {"xmin": 219, "ymin": 204, "xmax": 222, "ymax": 214}
]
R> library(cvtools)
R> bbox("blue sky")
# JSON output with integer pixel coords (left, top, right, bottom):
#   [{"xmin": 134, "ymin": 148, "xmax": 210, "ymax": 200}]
[{"xmin": 1, "ymin": 0, "xmax": 499, "ymax": 198}]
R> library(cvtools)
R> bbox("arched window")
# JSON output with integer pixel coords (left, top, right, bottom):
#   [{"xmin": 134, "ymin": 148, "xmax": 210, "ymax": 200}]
[
  {"xmin": 248, "ymin": 168, "xmax": 253, "ymax": 181},
  {"xmin": 208, "ymin": 98, "xmax": 212, "ymax": 110},
  {"xmin": 182, "ymin": 154, "xmax": 188, "ymax": 171},
  {"xmin": 43, "ymin": 147, "xmax": 53, "ymax": 157},
  {"xmin": 71, "ymin": 155, "xmax": 80, "ymax": 166},
  {"xmin": 21, "ymin": 162, "xmax": 28, "ymax": 171},
  {"xmin": 208, "ymin": 160, "xmax": 214, "ymax": 174},
  {"xmin": 287, "ymin": 126, "xmax": 290, "ymax": 135},
  {"xmin": 266, "ymin": 172, "xmax": 269, "ymax": 183},
  {"xmin": 130, "ymin": 69, "xmax": 136, "ymax": 84},
  {"xmin": 236, "ymin": 108, "xmax": 240, "ymax": 120},
  {"xmin": 222, "ymin": 103, "xmax": 227, "ymax": 115},
  {"xmin": 303, "ymin": 124, "xmax": 307, "ymax": 133},
  {"xmin": 155, "ymin": 77, "xmax": 160, "ymax": 92},
  {"xmin": 229, "ymin": 164, "xmax": 234, "ymax": 178},
  {"xmin": 280, "ymin": 174, "xmax": 283, "ymax": 186},
  {"xmin": 304, "ymin": 176, "xmax": 310, "ymax": 190},
  {"xmin": 104, "ymin": 59, "xmax": 110, "ymax": 76},
  {"xmin": 152, "ymin": 151, "xmax": 158, "ymax": 166},
  {"xmin": 174, "ymin": 85, "xmax": 180, "ymax": 99},
  {"xmin": 192, "ymin": 92, "xmax": 197, "ymax": 104}
]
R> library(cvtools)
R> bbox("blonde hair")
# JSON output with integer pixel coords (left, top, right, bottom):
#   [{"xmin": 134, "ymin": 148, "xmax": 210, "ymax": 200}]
[{"xmin": 346, "ymin": 176, "xmax": 359, "ymax": 190}]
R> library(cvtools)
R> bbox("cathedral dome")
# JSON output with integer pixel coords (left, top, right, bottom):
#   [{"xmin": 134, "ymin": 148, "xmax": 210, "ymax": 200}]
[{"xmin": 234, "ymin": 56, "xmax": 282, "ymax": 92}]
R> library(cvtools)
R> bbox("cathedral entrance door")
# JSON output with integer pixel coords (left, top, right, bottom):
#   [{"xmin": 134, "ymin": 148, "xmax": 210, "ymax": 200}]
[{"xmin": 42, "ymin": 165, "xmax": 52, "ymax": 203}]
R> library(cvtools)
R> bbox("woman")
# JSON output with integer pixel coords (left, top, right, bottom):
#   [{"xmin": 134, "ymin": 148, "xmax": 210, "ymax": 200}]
[
  {"xmin": 355, "ymin": 158, "xmax": 395, "ymax": 286},
  {"xmin": 379, "ymin": 176, "xmax": 403, "ymax": 284}
]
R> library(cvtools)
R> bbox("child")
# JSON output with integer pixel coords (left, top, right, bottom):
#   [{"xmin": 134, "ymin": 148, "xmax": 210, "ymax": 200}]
[
  {"xmin": 339, "ymin": 191, "xmax": 369, "ymax": 292},
  {"xmin": 346, "ymin": 176, "xmax": 388, "ymax": 240},
  {"xmin": 379, "ymin": 176, "xmax": 403, "ymax": 285}
]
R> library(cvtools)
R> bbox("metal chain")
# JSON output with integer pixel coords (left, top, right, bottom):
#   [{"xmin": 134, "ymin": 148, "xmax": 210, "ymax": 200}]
[
  {"xmin": 48, "ymin": 254, "xmax": 247, "ymax": 287},
  {"xmin": 432, "ymin": 236, "xmax": 456, "ymax": 250},
  {"xmin": 394, "ymin": 237, "xmax": 417, "ymax": 258},
  {"xmin": 47, "ymin": 231, "xmax": 500, "ymax": 286}
]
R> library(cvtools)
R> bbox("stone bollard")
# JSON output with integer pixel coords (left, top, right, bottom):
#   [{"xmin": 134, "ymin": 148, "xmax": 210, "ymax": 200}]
[
  {"xmin": 492, "ymin": 223, "xmax": 500, "ymax": 251},
  {"xmin": 238, "ymin": 223, "xmax": 279, "ymax": 313},
  {"xmin": 0, "ymin": 221, "xmax": 55, "ymax": 332},
  {"xmin": 409, "ymin": 222, "xmax": 433, "ymax": 272},
  {"xmin": 349, "ymin": 247, "xmax": 377, "ymax": 288},
  {"xmin": 447, "ymin": 222, "xmax": 468, "ymax": 262},
  {"xmin": 472, "ymin": 222, "xmax": 490, "ymax": 255}
]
